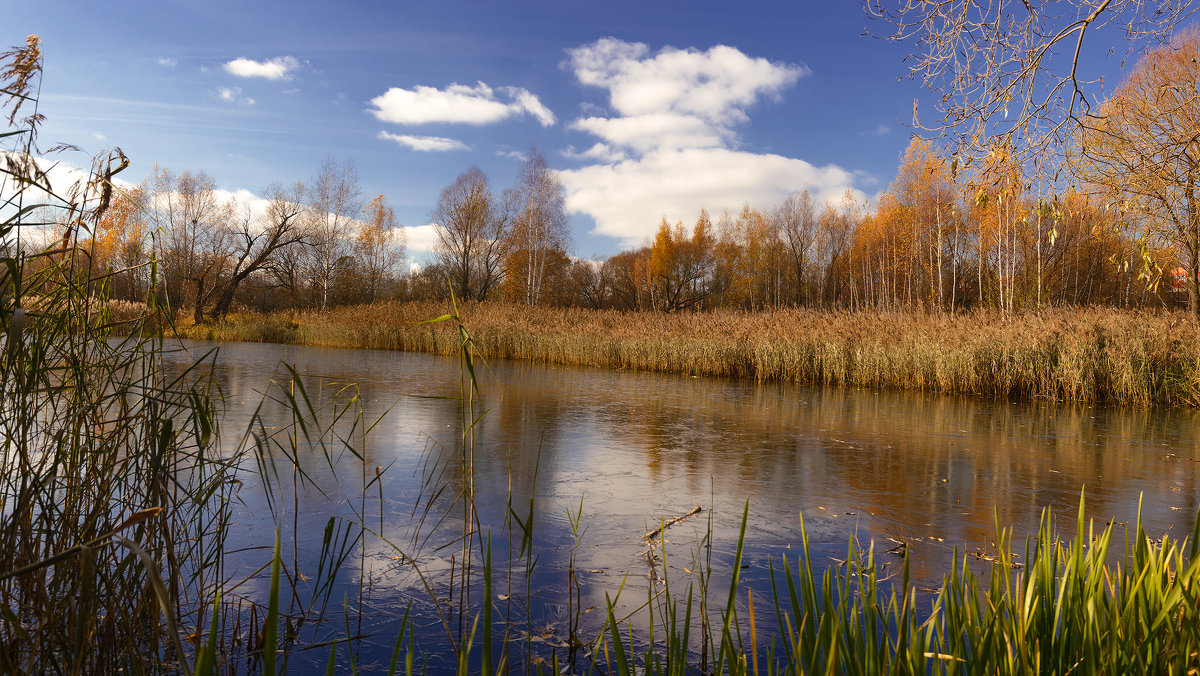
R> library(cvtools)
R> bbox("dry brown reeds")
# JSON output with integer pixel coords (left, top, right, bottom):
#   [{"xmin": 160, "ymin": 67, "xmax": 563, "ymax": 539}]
[{"xmin": 187, "ymin": 303, "xmax": 1200, "ymax": 407}]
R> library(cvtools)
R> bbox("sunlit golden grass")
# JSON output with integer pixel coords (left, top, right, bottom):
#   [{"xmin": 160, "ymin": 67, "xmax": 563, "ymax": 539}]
[{"xmin": 185, "ymin": 303, "xmax": 1200, "ymax": 406}]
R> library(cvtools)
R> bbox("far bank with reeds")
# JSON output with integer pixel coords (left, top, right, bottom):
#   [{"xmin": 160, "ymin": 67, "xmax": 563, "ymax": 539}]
[{"xmin": 177, "ymin": 303, "xmax": 1200, "ymax": 407}]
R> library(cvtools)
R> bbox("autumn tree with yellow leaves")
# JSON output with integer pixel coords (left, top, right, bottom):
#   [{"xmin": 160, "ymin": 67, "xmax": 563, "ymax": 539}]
[{"xmin": 1076, "ymin": 28, "xmax": 1200, "ymax": 315}]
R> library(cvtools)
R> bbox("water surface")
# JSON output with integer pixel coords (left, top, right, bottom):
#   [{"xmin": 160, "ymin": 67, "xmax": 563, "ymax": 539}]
[{"xmin": 163, "ymin": 338, "xmax": 1200, "ymax": 669}]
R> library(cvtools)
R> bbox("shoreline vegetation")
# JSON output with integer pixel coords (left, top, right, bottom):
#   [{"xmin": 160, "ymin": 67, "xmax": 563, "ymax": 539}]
[{"xmin": 172, "ymin": 302, "xmax": 1200, "ymax": 407}]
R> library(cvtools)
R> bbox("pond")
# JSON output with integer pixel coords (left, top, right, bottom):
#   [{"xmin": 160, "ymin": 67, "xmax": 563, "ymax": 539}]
[{"xmin": 162, "ymin": 338, "xmax": 1200, "ymax": 671}]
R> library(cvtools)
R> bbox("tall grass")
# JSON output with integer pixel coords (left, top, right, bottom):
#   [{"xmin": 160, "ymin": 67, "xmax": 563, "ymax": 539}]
[
  {"xmin": 0, "ymin": 39, "xmax": 372, "ymax": 673},
  {"xmin": 1, "ymin": 37, "xmax": 231, "ymax": 671},
  {"xmin": 589, "ymin": 495, "xmax": 1200, "ymax": 675},
  {"xmin": 190, "ymin": 302, "xmax": 1200, "ymax": 407}
]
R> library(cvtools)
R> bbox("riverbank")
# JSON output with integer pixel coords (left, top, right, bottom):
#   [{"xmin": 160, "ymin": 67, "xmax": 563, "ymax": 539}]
[{"xmin": 175, "ymin": 302, "xmax": 1200, "ymax": 407}]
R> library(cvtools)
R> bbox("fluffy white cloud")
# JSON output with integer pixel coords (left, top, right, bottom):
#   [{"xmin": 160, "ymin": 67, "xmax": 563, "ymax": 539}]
[
  {"xmin": 565, "ymin": 38, "xmax": 806, "ymax": 153},
  {"xmin": 559, "ymin": 38, "xmax": 863, "ymax": 244},
  {"xmin": 506, "ymin": 88, "xmax": 556, "ymax": 127},
  {"xmin": 157, "ymin": 57, "xmax": 177, "ymax": 68},
  {"xmin": 211, "ymin": 188, "xmax": 272, "ymax": 223},
  {"xmin": 378, "ymin": 131, "xmax": 470, "ymax": 152},
  {"xmin": 570, "ymin": 113, "xmax": 724, "ymax": 153},
  {"xmin": 367, "ymin": 82, "xmax": 555, "ymax": 127},
  {"xmin": 561, "ymin": 143, "xmax": 626, "ymax": 163},
  {"xmin": 401, "ymin": 224, "xmax": 440, "ymax": 253},
  {"xmin": 223, "ymin": 56, "xmax": 300, "ymax": 80},
  {"xmin": 561, "ymin": 147, "xmax": 860, "ymax": 246}
]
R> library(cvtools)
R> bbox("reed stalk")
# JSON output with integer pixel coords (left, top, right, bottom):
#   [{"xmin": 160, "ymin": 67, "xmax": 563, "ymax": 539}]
[{"xmin": 188, "ymin": 302, "xmax": 1200, "ymax": 407}]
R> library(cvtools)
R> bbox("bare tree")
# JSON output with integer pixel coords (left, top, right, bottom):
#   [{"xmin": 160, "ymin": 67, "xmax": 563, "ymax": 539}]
[
  {"xmin": 568, "ymin": 258, "xmax": 610, "ymax": 308},
  {"xmin": 776, "ymin": 191, "xmax": 818, "ymax": 306},
  {"xmin": 505, "ymin": 145, "xmax": 569, "ymax": 306},
  {"xmin": 145, "ymin": 167, "xmax": 232, "ymax": 323},
  {"xmin": 306, "ymin": 156, "xmax": 362, "ymax": 310},
  {"xmin": 1075, "ymin": 29, "xmax": 1200, "ymax": 315},
  {"xmin": 431, "ymin": 166, "xmax": 508, "ymax": 301},
  {"xmin": 209, "ymin": 181, "xmax": 308, "ymax": 320},
  {"xmin": 868, "ymin": 0, "xmax": 1194, "ymax": 164}
]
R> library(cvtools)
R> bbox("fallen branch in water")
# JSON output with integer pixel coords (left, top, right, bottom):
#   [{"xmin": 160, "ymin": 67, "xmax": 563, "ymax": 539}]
[
  {"xmin": 643, "ymin": 506, "xmax": 704, "ymax": 582},
  {"xmin": 644, "ymin": 505, "xmax": 702, "ymax": 543}
]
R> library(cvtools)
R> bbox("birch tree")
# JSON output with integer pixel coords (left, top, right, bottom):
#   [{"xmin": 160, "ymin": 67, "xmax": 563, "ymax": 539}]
[
  {"xmin": 505, "ymin": 145, "xmax": 569, "ymax": 306},
  {"xmin": 306, "ymin": 156, "xmax": 362, "ymax": 310}
]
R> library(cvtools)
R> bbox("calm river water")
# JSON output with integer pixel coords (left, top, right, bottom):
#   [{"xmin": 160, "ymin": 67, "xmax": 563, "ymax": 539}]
[{"xmin": 162, "ymin": 338, "xmax": 1200, "ymax": 670}]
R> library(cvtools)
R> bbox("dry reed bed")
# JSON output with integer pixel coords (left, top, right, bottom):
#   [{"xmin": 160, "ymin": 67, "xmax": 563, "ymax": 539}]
[{"xmin": 189, "ymin": 304, "xmax": 1200, "ymax": 406}]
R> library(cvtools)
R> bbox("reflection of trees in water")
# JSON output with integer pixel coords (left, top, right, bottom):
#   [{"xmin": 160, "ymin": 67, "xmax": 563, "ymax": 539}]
[
  {"xmin": 470, "ymin": 361, "xmax": 1200, "ymax": 573},
  {"xmin": 157, "ymin": 341, "xmax": 1200, "ymax": 663},
  {"xmin": 173, "ymin": 342, "xmax": 1200, "ymax": 625}
]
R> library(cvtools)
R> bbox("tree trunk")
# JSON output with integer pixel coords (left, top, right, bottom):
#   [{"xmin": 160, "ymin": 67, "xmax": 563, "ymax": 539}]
[{"xmin": 193, "ymin": 277, "xmax": 205, "ymax": 325}]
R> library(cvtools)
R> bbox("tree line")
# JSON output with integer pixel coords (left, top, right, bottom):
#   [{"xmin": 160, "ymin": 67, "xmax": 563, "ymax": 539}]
[
  {"xmin": 422, "ymin": 30, "xmax": 1200, "ymax": 317},
  {"xmin": 15, "ymin": 29, "xmax": 1200, "ymax": 319},
  {"xmin": 426, "ymin": 138, "xmax": 1193, "ymax": 315},
  {"xmin": 21, "ymin": 156, "xmax": 407, "ymax": 322}
]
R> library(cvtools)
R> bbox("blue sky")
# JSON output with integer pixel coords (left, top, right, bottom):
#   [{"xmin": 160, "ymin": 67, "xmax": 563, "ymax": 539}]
[{"xmin": 5, "ymin": 1, "xmax": 1156, "ymax": 260}]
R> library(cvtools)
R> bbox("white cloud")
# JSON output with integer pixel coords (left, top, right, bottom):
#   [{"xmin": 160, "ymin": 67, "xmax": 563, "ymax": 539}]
[
  {"xmin": 157, "ymin": 57, "xmax": 177, "ymax": 68},
  {"xmin": 571, "ymin": 113, "xmax": 724, "ymax": 152},
  {"xmin": 367, "ymin": 81, "xmax": 555, "ymax": 126},
  {"xmin": 216, "ymin": 86, "xmax": 255, "ymax": 106},
  {"xmin": 866, "ymin": 123, "xmax": 891, "ymax": 136},
  {"xmin": 561, "ymin": 143, "xmax": 626, "ymax": 163},
  {"xmin": 495, "ymin": 149, "xmax": 527, "ymax": 161},
  {"xmin": 565, "ymin": 38, "xmax": 806, "ymax": 153},
  {"xmin": 211, "ymin": 188, "xmax": 272, "ymax": 223},
  {"xmin": 223, "ymin": 56, "xmax": 300, "ymax": 80},
  {"xmin": 505, "ymin": 87, "xmax": 556, "ymax": 126},
  {"xmin": 559, "ymin": 38, "xmax": 862, "ymax": 245},
  {"xmin": 378, "ymin": 131, "xmax": 470, "ymax": 152},
  {"xmin": 91, "ymin": 132, "xmax": 107, "ymax": 142},
  {"xmin": 560, "ymin": 147, "xmax": 859, "ymax": 246},
  {"xmin": 401, "ymin": 224, "xmax": 440, "ymax": 253},
  {"xmin": 0, "ymin": 153, "xmax": 139, "ymax": 247}
]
